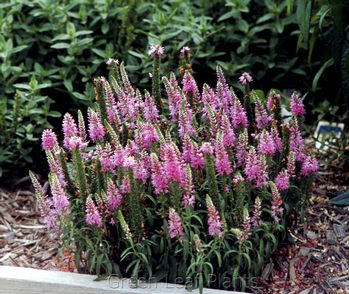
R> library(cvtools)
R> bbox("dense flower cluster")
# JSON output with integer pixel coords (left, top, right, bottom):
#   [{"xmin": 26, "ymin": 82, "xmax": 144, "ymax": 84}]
[{"xmin": 31, "ymin": 49, "xmax": 318, "ymax": 291}]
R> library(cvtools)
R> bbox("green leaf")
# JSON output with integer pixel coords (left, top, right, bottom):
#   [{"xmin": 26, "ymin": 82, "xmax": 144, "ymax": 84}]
[
  {"xmin": 312, "ymin": 58, "xmax": 334, "ymax": 92},
  {"xmin": 296, "ymin": 0, "xmax": 313, "ymax": 48},
  {"xmin": 51, "ymin": 43, "xmax": 70, "ymax": 49}
]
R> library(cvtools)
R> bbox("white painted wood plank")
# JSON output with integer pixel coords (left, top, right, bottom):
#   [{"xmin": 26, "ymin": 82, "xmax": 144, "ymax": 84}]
[{"xmin": 0, "ymin": 266, "xmax": 246, "ymax": 294}]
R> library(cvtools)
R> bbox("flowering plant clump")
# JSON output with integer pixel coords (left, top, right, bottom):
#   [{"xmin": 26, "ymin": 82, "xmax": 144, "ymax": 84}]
[{"xmin": 30, "ymin": 46, "xmax": 317, "ymax": 292}]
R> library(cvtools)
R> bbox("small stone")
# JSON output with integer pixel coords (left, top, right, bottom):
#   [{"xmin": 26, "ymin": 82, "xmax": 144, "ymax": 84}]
[
  {"xmin": 326, "ymin": 230, "xmax": 337, "ymax": 245},
  {"xmin": 333, "ymin": 224, "xmax": 346, "ymax": 238},
  {"xmin": 306, "ymin": 230, "xmax": 318, "ymax": 240}
]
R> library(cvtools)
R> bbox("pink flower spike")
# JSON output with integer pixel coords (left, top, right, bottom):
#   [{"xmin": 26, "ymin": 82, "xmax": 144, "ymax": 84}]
[
  {"xmin": 206, "ymin": 195, "xmax": 223, "ymax": 238},
  {"xmin": 270, "ymin": 182, "xmax": 284, "ymax": 224},
  {"xmin": 107, "ymin": 182, "xmax": 123, "ymax": 210},
  {"xmin": 168, "ymin": 208, "xmax": 184, "ymax": 242},
  {"xmin": 290, "ymin": 92, "xmax": 305, "ymax": 116},
  {"xmin": 214, "ymin": 133, "xmax": 233, "ymax": 176},
  {"xmin": 42, "ymin": 129, "xmax": 57, "ymax": 150},
  {"xmin": 85, "ymin": 197, "xmax": 102, "ymax": 227},
  {"xmin": 106, "ymin": 58, "xmax": 119, "ymax": 65},
  {"xmin": 180, "ymin": 46, "xmax": 190, "ymax": 54},
  {"xmin": 148, "ymin": 44, "xmax": 164, "ymax": 57},
  {"xmin": 300, "ymin": 156, "xmax": 319, "ymax": 176},
  {"xmin": 88, "ymin": 108, "xmax": 105, "ymax": 142},
  {"xmin": 275, "ymin": 170, "xmax": 290, "ymax": 191},
  {"xmin": 239, "ymin": 72, "xmax": 253, "ymax": 85}
]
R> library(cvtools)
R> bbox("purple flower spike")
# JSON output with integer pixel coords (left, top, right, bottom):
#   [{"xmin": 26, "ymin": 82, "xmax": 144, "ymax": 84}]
[
  {"xmin": 239, "ymin": 72, "xmax": 253, "ymax": 85},
  {"xmin": 42, "ymin": 129, "xmax": 57, "ymax": 150},
  {"xmin": 168, "ymin": 208, "xmax": 184, "ymax": 242},
  {"xmin": 206, "ymin": 195, "xmax": 223, "ymax": 238},
  {"xmin": 85, "ymin": 197, "xmax": 102, "ymax": 227},
  {"xmin": 290, "ymin": 92, "xmax": 305, "ymax": 116},
  {"xmin": 88, "ymin": 109, "xmax": 105, "ymax": 142},
  {"xmin": 180, "ymin": 46, "xmax": 190, "ymax": 54},
  {"xmin": 148, "ymin": 44, "xmax": 164, "ymax": 57}
]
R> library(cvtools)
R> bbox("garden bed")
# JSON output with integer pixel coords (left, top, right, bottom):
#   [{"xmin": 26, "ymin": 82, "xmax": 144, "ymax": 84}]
[{"xmin": 1, "ymin": 184, "xmax": 349, "ymax": 293}]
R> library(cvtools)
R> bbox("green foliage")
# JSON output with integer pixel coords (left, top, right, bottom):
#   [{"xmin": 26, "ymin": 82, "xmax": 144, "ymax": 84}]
[
  {"xmin": 294, "ymin": 0, "xmax": 349, "ymax": 110},
  {"xmin": 1, "ymin": 0, "xmax": 315, "ymax": 178},
  {"xmin": 0, "ymin": 88, "xmax": 58, "ymax": 177}
]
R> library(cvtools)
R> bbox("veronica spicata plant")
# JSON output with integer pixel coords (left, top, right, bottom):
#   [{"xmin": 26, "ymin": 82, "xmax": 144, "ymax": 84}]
[{"xmin": 30, "ymin": 46, "xmax": 318, "ymax": 292}]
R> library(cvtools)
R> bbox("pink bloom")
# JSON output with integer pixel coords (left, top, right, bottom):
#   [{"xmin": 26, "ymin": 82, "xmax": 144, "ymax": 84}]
[
  {"xmin": 182, "ymin": 136, "xmax": 204, "ymax": 169},
  {"xmin": 88, "ymin": 108, "xmax": 105, "ymax": 142},
  {"xmin": 134, "ymin": 156, "xmax": 150, "ymax": 183},
  {"xmin": 42, "ymin": 129, "xmax": 57, "ymax": 150},
  {"xmin": 238, "ymin": 72, "xmax": 253, "ymax": 85},
  {"xmin": 137, "ymin": 123, "xmax": 159, "ymax": 149},
  {"xmin": 270, "ymin": 182, "xmax": 284, "ymax": 223},
  {"xmin": 231, "ymin": 96, "xmax": 248, "ymax": 128},
  {"xmin": 255, "ymin": 97, "xmax": 272, "ymax": 129},
  {"xmin": 163, "ymin": 76, "xmax": 181, "ymax": 120},
  {"xmin": 168, "ymin": 208, "xmax": 184, "ymax": 242},
  {"xmin": 287, "ymin": 151, "xmax": 295, "ymax": 177},
  {"xmin": 258, "ymin": 130, "xmax": 276, "ymax": 156},
  {"xmin": 215, "ymin": 134, "xmax": 233, "ymax": 176},
  {"xmin": 290, "ymin": 92, "xmax": 305, "ymax": 116},
  {"xmin": 233, "ymin": 174, "xmax": 245, "ymax": 185},
  {"xmin": 256, "ymin": 154, "xmax": 269, "ymax": 188},
  {"xmin": 107, "ymin": 182, "xmax": 123, "ymax": 210},
  {"xmin": 180, "ymin": 46, "xmax": 190, "ymax": 54},
  {"xmin": 143, "ymin": 92, "xmax": 159, "ymax": 123},
  {"xmin": 182, "ymin": 72, "xmax": 199, "ymax": 96},
  {"xmin": 150, "ymin": 153, "xmax": 169, "ymax": 194},
  {"xmin": 50, "ymin": 175, "xmax": 70, "ymax": 216},
  {"xmin": 101, "ymin": 77, "xmax": 118, "ymax": 124},
  {"xmin": 244, "ymin": 147, "xmax": 259, "ymax": 182},
  {"xmin": 85, "ymin": 198, "xmax": 102, "ymax": 227},
  {"xmin": 106, "ymin": 58, "xmax": 119, "ymax": 65},
  {"xmin": 120, "ymin": 177, "xmax": 130, "ymax": 194},
  {"xmin": 289, "ymin": 120, "xmax": 306, "ymax": 162},
  {"xmin": 221, "ymin": 112, "xmax": 235, "ymax": 147},
  {"xmin": 236, "ymin": 130, "xmax": 248, "ymax": 167},
  {"xmin": 251, "ymin": 197, "xmax": 262, "ymax": 227},
  {"xmin": 267, "ymin": 92, "xmax": 281, "ymax": 111},
  {"xmin": 178, "ymin": 102, "xmax": 196, "ymax": 137},
  {"xmin": 271, "ymin": 125, "xmax": 282, "ymax": 152},
  {"xmin": 206, "ymin": 196, "xmax": 223, "ymax": 238},
  {"xmin": 182, "ymin": 165, "xmax": 195, "ymax": 207},
  {"xmin": 148, "ymin": 44, "xmax": 164, "ymax": 57},
  {"xmin": 275, "ymin": 170, "xmax": 290, "ymax": 191},
  {"xmin": 62, "ymin": 113, "xmax": 78, "ymax": 148},
  {"xmin": 244, "ymin": 147, "xmax": 268, "ymax": 187},
  {"xmin": 182, "ymin": 193, "xmax": 195, "ymax": 206},
  {"xmin": 300, "ymin": 156, "xmax": 319, "ymax": 176},
  {"xmin": 200, "ymin": 142, "xmax": 214, "ymax": 155},
  {"xmin": 65, "ymin": 136, "xmax": 88, "ymax": 150},
  {"xmin": 241, "ymin": 211, "xmax": 251, "ymax": 241}
]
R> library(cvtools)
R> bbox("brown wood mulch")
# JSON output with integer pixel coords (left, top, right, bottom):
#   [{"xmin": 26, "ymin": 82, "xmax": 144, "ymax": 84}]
[{"xmin": 0, "ymin": 188, "xmax": 74, "ymax": 272}]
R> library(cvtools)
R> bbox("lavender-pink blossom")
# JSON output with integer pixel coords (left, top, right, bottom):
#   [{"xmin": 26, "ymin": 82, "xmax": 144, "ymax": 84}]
[
  {"xmin": 238, "ymin": 72, "xmax": 253, "ymax": 85},
  {"xmin": 290, "ymin": 92, "xmax": 305, "ymax": 116},
  {"xmin": 42, "ymin": 129, "xmax": 57, "ymax": 150},
  {"xmin": 206, "ymin": 196, "xmax": 223, "ymax": 238},
  {"xmin": 88, "ymin": 109, "xmax": 105, "ymax": 142},
  {"xmin": 85, "ymin": 197, "xmax": 102, "ymax": 227},
  {"xmin": 168, "ymin": 208, "xmax": 184, "ymax": 241},
  {"xmin": 275, "ymin": 170, "xmax": 290, "ymax": 191}
]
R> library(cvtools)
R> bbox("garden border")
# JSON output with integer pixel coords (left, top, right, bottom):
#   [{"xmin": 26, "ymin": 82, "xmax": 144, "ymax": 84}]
[{"xmin": 0, "ymin": 266, "xmax": 247, "ymax": 294}]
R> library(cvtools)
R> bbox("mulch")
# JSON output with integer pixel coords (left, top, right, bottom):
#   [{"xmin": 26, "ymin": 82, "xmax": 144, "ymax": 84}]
[{"xmin": 0, "ymin": 152, "xmax": 348, "ymax": 293}]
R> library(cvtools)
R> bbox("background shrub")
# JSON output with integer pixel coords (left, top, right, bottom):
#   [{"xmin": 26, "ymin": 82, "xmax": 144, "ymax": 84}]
[{"xmin": 0, "ymin": 0, "xmax": 343, "ymax": 180}]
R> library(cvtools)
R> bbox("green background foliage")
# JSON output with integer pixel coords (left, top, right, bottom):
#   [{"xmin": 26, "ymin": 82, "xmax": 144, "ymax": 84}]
[{"xmin": 0, "ymin": 0, "xmax": 347, "ymax": 180}]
